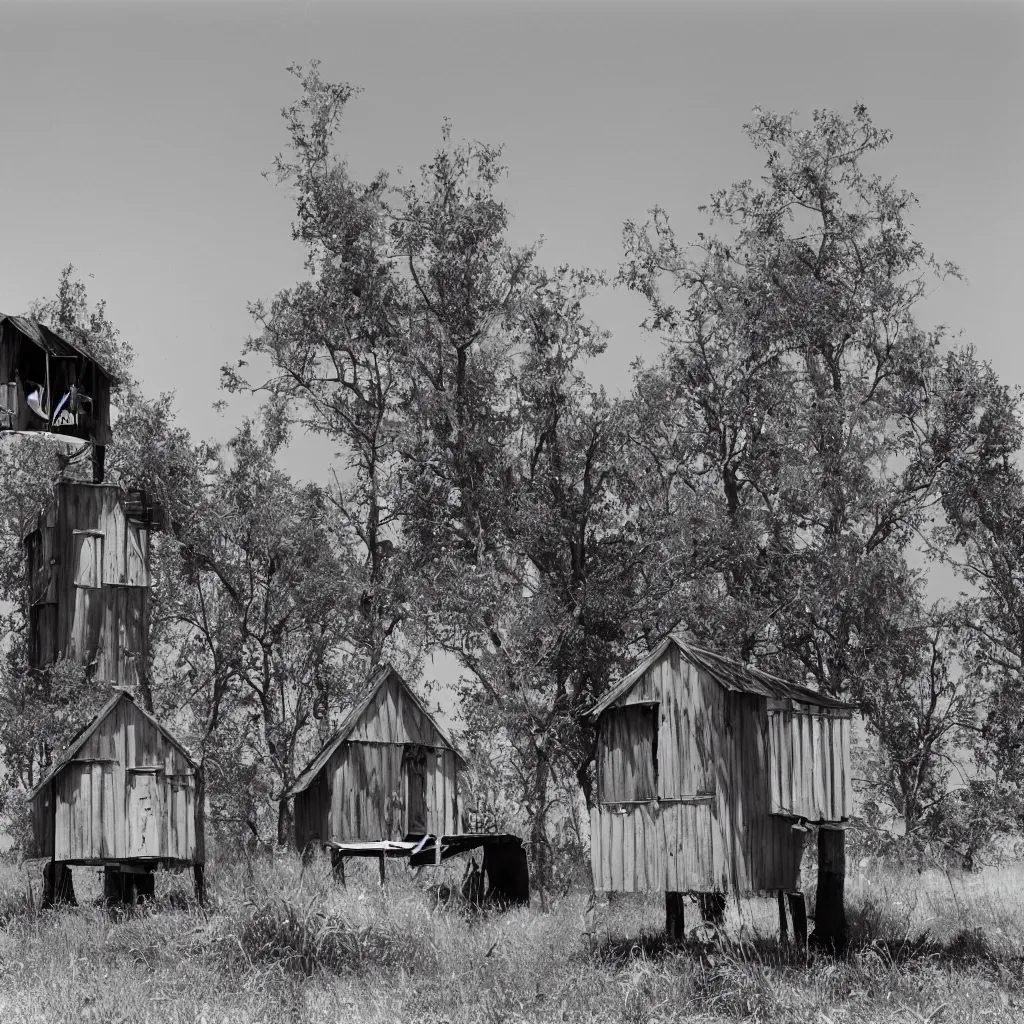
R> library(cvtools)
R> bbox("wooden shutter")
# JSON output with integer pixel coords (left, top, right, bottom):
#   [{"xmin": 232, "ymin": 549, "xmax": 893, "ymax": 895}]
[
  {"xmin": 73, "ymin": 531, "xmax": 103, "ymax": 588},
  {"xmin": 597, "ymin": 705, "xmax": 658, "ymax": 803}
]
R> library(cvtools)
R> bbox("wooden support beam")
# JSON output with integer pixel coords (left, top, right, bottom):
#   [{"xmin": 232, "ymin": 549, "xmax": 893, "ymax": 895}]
[
  {"xmin": 135, "ymin": 871, "xmax": 155, "ymax": 902},
  {"xmin": 665, "ymin": 891, "xmax": 685, "ymax": 941},
  {"xmin": 812, "ymin": 826, "xmax": 848, "ymax": 953},
  {"xmin": 777, "ymin": 890, "xmax": 789, "ymax": 943},
  {"xmin": 331, "ymin": 849, "xmax": 346, "ymax": 886},
  {"xmin": 193, "ymin": 864, "xmax": 205, "ymax": 906},
  {"xmin": 787, "ymin": 891, "xmax": 807, "ymax": 947},
  {"xmin": 103, "ymin": 865, "xmax": 136, "ymax": 906},
  {"xmin": 42, "ymin": 862, "xmax": 77, "ymax": 908},
  {"xmin": 378, "ymin": 852, "xmax": 386, "ymax": 888}
]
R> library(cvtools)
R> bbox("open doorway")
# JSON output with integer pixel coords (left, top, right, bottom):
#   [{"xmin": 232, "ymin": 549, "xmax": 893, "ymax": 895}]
[{"xmin": 403, "ymin": 745, "xmax": 428, "ymax": 834}]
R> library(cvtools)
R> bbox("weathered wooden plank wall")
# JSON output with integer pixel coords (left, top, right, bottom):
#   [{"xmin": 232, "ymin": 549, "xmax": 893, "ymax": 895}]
[
  {"xmin": 346, "ymin": 674, "xmax": 447, "ymax": 747},
  {"xmin": 767, "ymin": 705, "xmax": 852, "ymax": 820},
  {"xmin": 28, "ymin": 482, "xmax": 152, "ymax": 686}
]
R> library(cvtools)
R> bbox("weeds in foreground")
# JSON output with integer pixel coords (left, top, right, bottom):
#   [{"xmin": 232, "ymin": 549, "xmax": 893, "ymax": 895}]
[{"xmin": 0, "ymin": 853, "xmax": 1021, "ymax": 1022}]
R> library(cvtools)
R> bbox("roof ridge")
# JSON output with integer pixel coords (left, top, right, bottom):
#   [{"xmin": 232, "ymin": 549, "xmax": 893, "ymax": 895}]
[
  {"xmin": 589, "ymin": 635, "xmax": 854, "ymax": 719},
  {"xmin": 285, "ymin": 662, "xmax": 464, "ymax": 798}
]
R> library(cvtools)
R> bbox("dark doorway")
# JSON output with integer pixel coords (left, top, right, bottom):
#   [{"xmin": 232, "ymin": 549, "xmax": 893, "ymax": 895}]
[{"xmin": 404, "ymin": 746, "xmax": 428, "ymax": 834}]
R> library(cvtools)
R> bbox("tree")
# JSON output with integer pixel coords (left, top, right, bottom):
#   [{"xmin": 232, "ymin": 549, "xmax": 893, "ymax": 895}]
[
  {"xmin": 620, "ymin": 105, "xmax": 962, "ymax": 950},
  {"xmin": 160, "ymin": 421, "xmax": 353, "ymax": 845},
  {"xmin": 227, "ymin": 64, "xmax": 412, "ymax": 669},
  {"xmin": 858, "ymin": 605, "xmax": 983, "ymax": 850},
  {"xmin": 930, "ymin": 348, "xmax": 1024, "ymax": 786}
]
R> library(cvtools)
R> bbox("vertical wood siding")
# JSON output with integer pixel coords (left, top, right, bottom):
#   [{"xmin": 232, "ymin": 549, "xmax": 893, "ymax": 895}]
[
  {"xmin": 592, "ymin": 647, "xmax": 818, "ymax": 895},
  {"xmin": 49, "ymin": 695, "xmax": 199, "ymax": 864},
  {"xmin": 33, "ymin": 483, "xmax": 152, "ymax": 688},
  {"xmin": 767, "ymin": 705, "xmax": 852, "ymax": 820}
]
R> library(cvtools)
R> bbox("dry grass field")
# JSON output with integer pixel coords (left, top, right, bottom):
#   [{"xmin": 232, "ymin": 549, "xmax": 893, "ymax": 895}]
[{"xmin": 0, "ymin": 851, "xmax": 1022, "ymax": 1024}]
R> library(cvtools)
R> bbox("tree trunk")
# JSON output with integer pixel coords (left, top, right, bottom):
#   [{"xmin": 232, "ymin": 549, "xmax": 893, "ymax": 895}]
[
  {"xmin": 788, "ymin": 891, "xmax": 808, "ymax": 947},
  {"xmin": 528, "ymin": 753, "xmax": 551, "ymax": 895},
  {"xmin": 277, "ymin": 795, "xmax": 293, "ymax": 847},
  {"xmin": 812, "ymin": 827, "xmax": 848, "ymax": 954}
]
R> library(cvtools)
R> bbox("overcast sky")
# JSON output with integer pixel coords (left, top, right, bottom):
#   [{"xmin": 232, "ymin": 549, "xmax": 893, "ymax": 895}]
[{"xmin": 1, "ymin": 0, "xmax": 1021, "ymax": 706}]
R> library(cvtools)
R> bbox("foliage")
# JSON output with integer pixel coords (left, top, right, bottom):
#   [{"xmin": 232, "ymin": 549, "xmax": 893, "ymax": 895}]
[
  {"xmin": 26, "ymin": 263, "xmax": 134, "ymax": 383},
  {"xmin": 228, "ymin": 63, "xmax": 412, "ymax": 667},
  {"xmin": 620, "ymin": 104, "xmax": 959, "ymax": 697},
  {"xmin": 929, "ymin": 347, "xmax": 1024, "ymax": 787},
  {"xmin": 158, "ymin": 420, "xmax": 355, "ymax": 845},
  {"xmin": 856, "ymin": 606, "xmax": 984, "ymax": 849}
]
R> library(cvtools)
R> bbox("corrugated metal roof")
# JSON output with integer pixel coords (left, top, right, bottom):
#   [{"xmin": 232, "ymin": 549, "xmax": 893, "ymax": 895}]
[
  {"xmin": 1, "ymin": 314, "xmax": 121, "ymax": 384},
  {"xmin": 24, "ymin": 688, "xmax": 197, "ymax": 801},
  {"xmin": 587, "ymin": 635, "xmax": 855, "ymax": 720},
  {"xmin": 285, "ymin": 662, "xmax": 466, "ymax": 798}
]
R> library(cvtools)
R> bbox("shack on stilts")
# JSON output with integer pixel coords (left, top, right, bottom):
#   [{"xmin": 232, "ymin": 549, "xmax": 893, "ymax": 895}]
[
  {"xmin": 287, "ymin": 662, "xmax": 529, "ymax": 907},
  {"xmin": 588, "ymin": 636, "xmax": 855, "ymax": 944},
  {"xmin": 25, "ymin": 688, "xmax": 204, "ymax": 906}
]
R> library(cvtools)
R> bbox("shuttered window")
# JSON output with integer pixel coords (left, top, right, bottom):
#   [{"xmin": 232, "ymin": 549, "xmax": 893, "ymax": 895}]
[
  {"xmin": 597, "ymin": 704, "xmax": 658, "ymax": 803},
  {"xmin": 73, "ymin": 531, "xmax": 103, "ymax": 588},
  {"xmin": 126, "ymin": 523, "xmax": 147, "ymax": 586}
]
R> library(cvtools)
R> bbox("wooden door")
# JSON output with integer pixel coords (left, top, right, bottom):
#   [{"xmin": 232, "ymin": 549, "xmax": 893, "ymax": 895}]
[
  {"xmin": 127, "ymin": 769, "xmax": 161, "ymax": 857},
  {"xmin": 404, "ymin": 746, "xmax": 428, "ymax": 835}
]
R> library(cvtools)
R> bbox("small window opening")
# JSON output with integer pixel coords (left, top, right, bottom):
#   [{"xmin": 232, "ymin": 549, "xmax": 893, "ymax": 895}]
[{"xmin": 598, "ymin": 703, "xmax": 659, "ymax": 803}]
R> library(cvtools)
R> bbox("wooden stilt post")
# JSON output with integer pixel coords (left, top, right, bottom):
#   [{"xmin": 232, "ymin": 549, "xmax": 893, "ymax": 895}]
[
  {"xmin": 135, "ymin": 870, "xmax": 155, "ymax": 902},
  {"xmin": 42, "ymin": 861, "xmax": 77, "ymax": 908},
  {"xmin": 378, "ymin": 852, "xmax": 386, "ymax": 888},
  {"xmin": 777, "ymin": 890, "xmax": 789, "ymax": 943},
  {"xmin": 665, "ymin": 891, "xmax": 685, "ymax": 941},
  {"xmin": 193, "ymin": 864, "xmax": 206, "ymax": 906},
  {"xmin": 331, "ymin": 849, "xmax": 346, "ymax": 886},
  {"xmin": 812, "ymin": 825, "xmax": 848, "ymax": 953},
  {"xmin": 787, "ymin": 891, "xmax": 808, "ymax": 947}
]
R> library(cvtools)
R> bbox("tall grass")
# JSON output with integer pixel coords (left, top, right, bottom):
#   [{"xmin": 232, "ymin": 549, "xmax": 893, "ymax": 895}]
[{"xmin": 0, "ymin": 851, "xmax": 1021, "ymax": 1022}]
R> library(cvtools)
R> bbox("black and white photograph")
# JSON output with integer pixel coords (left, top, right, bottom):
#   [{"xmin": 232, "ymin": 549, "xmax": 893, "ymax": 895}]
[{"xmin": 0, "ymin": 1, "xmax": 1022, "ymax": 1021}]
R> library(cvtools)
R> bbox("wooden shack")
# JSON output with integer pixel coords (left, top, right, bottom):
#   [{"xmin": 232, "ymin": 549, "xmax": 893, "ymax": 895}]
[
  {"xmin": 25, "ymin": 688, "xmax": 203, "ymax": 903},
  {"xmin": 0, "ymin": 314, "xmax": 117, "ymax": 475},
  {"xmin": 288, "ymin": 663, "xmax": 465, "ymax": 852},
  {"xmin": 588, "ymin": 636, "xmax": 854, "ymax": 936}
]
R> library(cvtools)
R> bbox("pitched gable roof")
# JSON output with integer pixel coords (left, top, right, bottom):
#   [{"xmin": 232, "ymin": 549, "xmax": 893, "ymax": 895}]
[
  {"xmin": 587, "ymin": 635, "xmax": 855, "ymax": 721},
  {"xmin": 25, "ymin": 688, "xmax": 197, "ymax": 801},
  {"xmin": 285, "ymin": 662, "xmax": 465, "ymax": 798}
]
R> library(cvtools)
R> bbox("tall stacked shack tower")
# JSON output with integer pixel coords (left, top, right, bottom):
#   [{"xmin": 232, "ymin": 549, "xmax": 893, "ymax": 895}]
[{"xmin": 3, "ymin": 315, "xmax": 204, "ymax": 904}]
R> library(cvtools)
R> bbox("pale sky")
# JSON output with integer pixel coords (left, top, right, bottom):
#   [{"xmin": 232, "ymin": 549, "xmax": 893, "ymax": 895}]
[{"xmin": 1, "ymin": 0, "xmax": 1021, "ymax": 709}]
